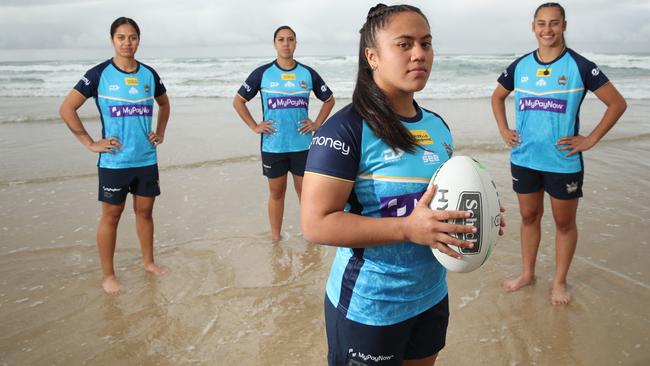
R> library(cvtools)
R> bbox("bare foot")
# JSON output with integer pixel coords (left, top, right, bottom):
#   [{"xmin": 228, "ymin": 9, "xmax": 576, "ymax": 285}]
[
  {"xmin": 102, "ymin": 275, "xmax": 122, "ymax": 295},
  {"xmin": 502, "ymin": 275, "xmax": 535, "ymax": 292},
  {"xmin": 551, "ymin": 283, "xmax": 571, "ymax": 305},
  {"xmin": 144, "ymin": 263, "xmax": 168, "ymax": 275}
]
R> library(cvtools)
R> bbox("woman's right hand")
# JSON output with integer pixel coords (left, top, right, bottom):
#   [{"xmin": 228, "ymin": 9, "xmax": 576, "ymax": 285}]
[
  {"xmin": 500, "ymin": 128, "xmax": 521, "ymax": 147},
  {"xmin": 403, "ymin": 184, "xmax": 477, "ymax": 259},
  {"xmin": 253, "ymin": 121, "xmax": 276, "ymax": 135},
  {"xmin": 88, "ymin": 136, "xmax": 122, "ymax": 154}
]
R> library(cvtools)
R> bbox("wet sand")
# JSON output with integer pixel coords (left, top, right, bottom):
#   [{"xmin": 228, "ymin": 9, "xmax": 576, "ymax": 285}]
[{"xmin": 0, "ymin": 97, "xmax": 649, "ymax": 365}]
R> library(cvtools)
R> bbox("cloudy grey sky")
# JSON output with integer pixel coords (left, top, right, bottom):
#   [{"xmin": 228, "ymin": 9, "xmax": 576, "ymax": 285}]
[{"xmin": 1, "ymin": 0, "xmax": 648, "ymax": 57}]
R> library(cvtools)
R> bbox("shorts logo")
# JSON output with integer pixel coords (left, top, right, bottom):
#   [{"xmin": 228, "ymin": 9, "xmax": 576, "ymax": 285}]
[
  {"xmin": 566, "ymin": 181, "xmax": 578, "ymax": 194},
  {"xmin": 300, "ymin": 80, "xmax": 308, "ymax": 89},
  {"xmin": 558, "ymin": 75, "xmax": 568, "ymax": 86},
  {"xmin": 347, "ymin": 348, "xmax": 395, "ymax": 364},
  {"xmin": 535, "ymin": 78, "xmax": 547, "ymax": 87},
  {"xmin": 383, "ymin": 148, "xmax": 404, "ymax": 162},
  {"xmin": 591, "ymin": 68, "xmax": 600, "ymax": 76},
  {"xmin": 110, "ymin": 104, "xmax": 153, "ymax": 117},
  {"xmin": 109, "ymin": 84, "xmax": 119, "ymax": 92},
  {"xmin": 267, "ymin": 96, "xmax": 308, "ymax": 110},
  {"xmin": 281, "ymin": 73, "xmax": 296, "ymax": 80},
  {"xmin": 451, "ymin": 192, "xmax": 481, "ymax": 254},
  {"xmin": 410, "ymin": 130, "xmax": 433, "ymax": 145},
  {"xmin": 380, "ymin": 191, "xmax": 423, "ymax": 218},
  {"xmin": 519, "ymin": 97, "xmax": 567, "ymax": 113},
  {"xmin": 310, "ymin": 136, "xmax": 350, "ymax": 156},
  {"xmin": 536, "ymin": 68, "xmax": 552, "ymax": 77},
  {"xmin": 422, "ymin": 150, "xmax": 440, "ymax": 164},
  {"xmin": 80, "ymin": 76, "xmax": 91, "ymax": 86},
  {"xmin": 124, "ymin": 77, "xmax": 139, "ymax": 86}
]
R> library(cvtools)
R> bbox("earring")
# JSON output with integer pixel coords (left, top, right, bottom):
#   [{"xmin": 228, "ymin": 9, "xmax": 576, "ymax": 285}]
[{"xmin": 371, "ymin": 64, "xmax": 377, "ymax": 71}]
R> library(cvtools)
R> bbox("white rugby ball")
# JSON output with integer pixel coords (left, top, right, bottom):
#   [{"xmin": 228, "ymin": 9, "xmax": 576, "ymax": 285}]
[{"xmin": 428, "ymin": 155, "xmax": 501, "ymax": 273}]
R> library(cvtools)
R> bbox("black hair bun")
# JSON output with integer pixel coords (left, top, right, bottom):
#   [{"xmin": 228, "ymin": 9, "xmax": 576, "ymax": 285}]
[{"xmin": 367, "ymin": 3, "xmax": 388, "ymax": 19}]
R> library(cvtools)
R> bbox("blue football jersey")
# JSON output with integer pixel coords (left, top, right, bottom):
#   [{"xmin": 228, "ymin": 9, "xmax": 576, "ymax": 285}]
[
  {"xmin": 498, "ymin": 48, "xmax": 609, "ymax": 173},
  {"xmin": 305, "ymin": 102, "xmax": 454, "ymax": 326},
  {"xmin": 237, "ymin": 61, "xmax": 333, "ymax": 153},
  {"xmin": 74, "ymin": 59, "xmax": 166, "ymax": 169}
]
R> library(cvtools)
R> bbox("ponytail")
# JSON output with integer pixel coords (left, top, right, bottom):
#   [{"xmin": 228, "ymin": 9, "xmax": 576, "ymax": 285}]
[{"xmin": 352, "ymin": 4, "xmax": 429, "ymax": 153}]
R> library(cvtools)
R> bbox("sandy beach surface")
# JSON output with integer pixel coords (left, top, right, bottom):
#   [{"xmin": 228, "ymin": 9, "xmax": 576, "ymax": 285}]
[{"xmin": 1, "ymin": 96, "xmax": 649, "ymax": 365}]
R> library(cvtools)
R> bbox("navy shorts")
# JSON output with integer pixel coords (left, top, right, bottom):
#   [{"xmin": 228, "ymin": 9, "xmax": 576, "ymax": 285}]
[
  {"xmin": 98, "ymin": 164, "xmax": 160, "ymax": 204},
  {"xmin": 511, "ymin": 163, "xmax": 583, "ymax": 200},
  {"xmin": 261, "ymin": 150, "xmax": 308, "ymax": 178},
  {"xmin": 325, "ymin": 295, "xmax": 449, "ymax": 366}
]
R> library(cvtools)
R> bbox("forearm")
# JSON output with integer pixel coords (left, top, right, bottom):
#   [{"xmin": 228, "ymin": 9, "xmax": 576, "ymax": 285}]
[
  {"xmin": 303, "ymin": 210, "xmax": 406, "ymax": 247},
  {"xmin": 491, "ymin": 94, "xmax": 510, "ymax": 132},
  {"xmin": 60, "ymin": 107, "xmax": 94, "ymax": 148},
  {"xmin": 586, "ymin": 101, "xmax": 627, "ymax": 144},
  {"xmin": 313, "ymin": 97, "xmax": 335, "ymax": 127},
  {"xmin": 233, "ymin": 96, "xmax": 258, "ymax": 131},
  {"xmin": 155, "ymin": 103, "xmax": 170, "ymax": 136}
]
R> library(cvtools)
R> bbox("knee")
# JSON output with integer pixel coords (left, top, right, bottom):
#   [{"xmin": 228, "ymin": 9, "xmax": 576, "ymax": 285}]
[
  {"xmin": 134, "ymin": 207, "xmax": 153, "ymax": 220},
  {"xmin": 521, "ymin": 208, "xmax": 543, "ymax": 226},
  {"xmin": 102, "ymin": 207, "xmax": 124, "ymax": 225},
  {"xmin": 554, "ymin": 217, "xmax": 576, "ymax": 234},
  {"xmin": 269, "ymin": 187, "xmax": 287, "ymax": 201}
]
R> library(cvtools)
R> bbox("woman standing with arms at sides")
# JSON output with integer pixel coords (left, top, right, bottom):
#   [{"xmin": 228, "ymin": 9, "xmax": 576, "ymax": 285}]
[
  {"xmin": 302, "ymin": 4, "xmax": 503, "ymax": 365},
  {"xmin": 492, "ymin": 2, "xmax": 626, "ymax": 305},
  {"xmin": 233, "ymin": 25, "xmax": 335, "ymax": 242},
  {"xmin": 59, "ymin": 17, "xmax": 170, "ymax": 295}
]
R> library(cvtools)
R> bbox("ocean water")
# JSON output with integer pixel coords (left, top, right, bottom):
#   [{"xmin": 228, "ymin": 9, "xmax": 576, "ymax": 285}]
[{"xmin": 1, "ymin": 52, "xmax": 648, "ymax": 104}]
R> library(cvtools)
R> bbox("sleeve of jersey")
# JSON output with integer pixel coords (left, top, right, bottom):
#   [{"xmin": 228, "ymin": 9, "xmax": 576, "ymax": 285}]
[
  {"xmin": 73, "ymin": 67, "xmax": 101, "ymax": 99},
  {"xmin": 576, "ymin": 58, "xmax": 610, "ymax": 92},
  {"xmin": 151, "ymin": 68, "xmax": 167, "ymax": 98},
  {"xmin": 307, "ymin": 67, "xmax": 333, "ymax": 101},
  {"xmin": 496, "ymin": 60, "xmax": 518, "ymax": 91},
  {"xmin": 305, "ymin": 109, "xmax": 361, "ymax": 182},
  {"xmin": 236, "ymin": 67, "xmax": 263, "ymax": 101}
]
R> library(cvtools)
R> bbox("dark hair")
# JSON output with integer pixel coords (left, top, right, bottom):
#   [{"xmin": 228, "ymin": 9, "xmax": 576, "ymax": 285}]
[
  {"xmin": 534, "ymin": 3, "xmax": 566, "ymax": 46},
  {"xmin": 352, "ymin": 4, "xmax": 429, "ymax": 153},
  {"xmin": 273, "ymin": 25, "xmax": 296, "ymax": 41},
  {"xmin": 110, "ymin": 17, "xmax": 140, "ymax": 38}
]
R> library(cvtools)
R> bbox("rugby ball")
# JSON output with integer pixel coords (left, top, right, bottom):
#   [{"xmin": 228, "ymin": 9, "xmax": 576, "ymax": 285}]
[{"xmin": 428, "ymin": 156, "xmax": 501, "ymax": 273}]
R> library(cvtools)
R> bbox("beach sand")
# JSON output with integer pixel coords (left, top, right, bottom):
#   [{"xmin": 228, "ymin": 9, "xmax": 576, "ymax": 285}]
[{"xmin": 1, "ymin": 97, "xmax": 649, "ymax": 365}]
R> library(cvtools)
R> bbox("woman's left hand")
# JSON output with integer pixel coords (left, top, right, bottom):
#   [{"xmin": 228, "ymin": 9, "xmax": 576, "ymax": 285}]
[
  {"xmin": 298, "ymin": 119, "xmax": 318, "ymax": 134},
  {"xmin": 557, "ymin": 135, "xmax": 595, "ymax": 156},
  {"xmin": 149, "ymin": 132, "xmax": 164, "ymax": 147}
]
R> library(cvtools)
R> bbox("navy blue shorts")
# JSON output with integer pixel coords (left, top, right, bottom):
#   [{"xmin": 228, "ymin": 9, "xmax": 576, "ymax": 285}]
[
  {"xmin": 325, "ymin": 295, "xmax": 449, "ymax": 366},
  {"xmin": 261, "ymin": 150, "xmax": 308, "ymax": 178},
  {"xmin": 98, "ymin": 164, "xmax": 160, "ymax": 204},
  {"xmin": 511, "ymin": 163, "xmax": 583, "ymax": 200}
]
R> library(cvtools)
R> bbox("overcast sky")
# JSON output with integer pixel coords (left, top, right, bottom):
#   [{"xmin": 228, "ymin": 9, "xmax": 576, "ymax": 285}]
[{"xmin": 0, "ymin": 0, "xmax": 648, "ymax": 57}]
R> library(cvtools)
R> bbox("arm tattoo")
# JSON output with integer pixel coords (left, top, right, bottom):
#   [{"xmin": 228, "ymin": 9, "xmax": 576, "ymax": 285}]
[{"xmin": 68, "ymin": 126, "xmax": 89, "ymax": 136}]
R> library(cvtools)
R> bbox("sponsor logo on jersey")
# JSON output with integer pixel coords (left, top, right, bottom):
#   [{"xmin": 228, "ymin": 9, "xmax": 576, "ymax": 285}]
[
  {"xmin": 383, "ymin": 148, "xmax": 404, "ymax": 162},
  {"xmin": 566, "ymin": 181, "xmax": 578, "ymax": 194},
  {"xmin": 502, "ymin": 69, "xmax": 508, "ymax": 77},
  {"xmin": 310, "ymin": 135, "xmax": 350, "ymax": 156},
  {"xmin": 128, "ymin": 86, "xmax": 138, "ymax": 95},
  {"xmin": 536, "ymin": 68, "xmax": 552, "ymax": 77},
  {"xmin": 109, "ymin": 84, "xmax": 120, "ymax": 92},
  {"xmin": 452, "ymin": 191, "xmax": 481, "ymax": 254},
  {"xmin": 321, "ymin": 85, "xmax": 328, "ymax": 93},
  {"xmin": 242, "ymin": 81, "xmax": 252, "ymax": 93},
  {"xmin": 591, "ymin": 68, "xmax": 600, "ymax": 76},
  {"xmin": 281, "ymin": 73, "xmax": 296, "ymax": 80},
  {"xmin": 284, "ymin": 81, "xmax": 295, "ymax": 88},
  {"xmin": 410, "ymin": 130, "xmax": 433, "ymax": 145},
  {"xmin": 124, "ymin": 77, "xmax": 139, "ymax": 86},
  {"xmin": 519, "ymin": 97, "xmax": 567, "ymax": 113},
  {"xmin": 379, "ymin": 191, "xmax": 423, "ymax": 218},
  {"xmin": 269, "ymin": 81, "xmax": 279, "ymax": 88},
  {"xmin": 80, "ymin": 76, "xmax": 91, "ymax": 86},
  {"xmin": 535, "ymin": 78, "xmax": 547, "ymax": 87},
  {"xmin": 558, "ymin": 75, "xmax": 568, "ymax": 86},
  {"xmin": 267, "ymin": 96, "xmax": 308, "ymax": 110},
  {"xmin": 144, "ymin": 84, "xmax": 150, "ymax": 93},
  {"xmin": 422, "ymin": 150, "xmax": 440, "ymax": 164},
  {"xmin": 109, "ymin": 104, "xmax": 153, "ymax": 117},
  {"xmin": 300, "ymin": 80, "xmax": 308, "ymax": 89},
  {"xmin": 520, "ymin": 76, "xmax": 529, "ymax": 83}
]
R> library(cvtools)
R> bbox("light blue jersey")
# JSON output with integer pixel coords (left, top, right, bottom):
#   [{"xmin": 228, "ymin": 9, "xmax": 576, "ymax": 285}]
[
  {"xmin": 498, "ymin": 48, "xmax": 609, "ymax": 173},
  {"xmin": 305, "ymin": 103, "xmax": 454, "ymax": 326},
  {"xmin": 237, "ymin": 61, "xmax": 333, "ymax": 153},
  {"xmin": 74, "ymin": 59, "xmax": 166, "ymax": 169}
]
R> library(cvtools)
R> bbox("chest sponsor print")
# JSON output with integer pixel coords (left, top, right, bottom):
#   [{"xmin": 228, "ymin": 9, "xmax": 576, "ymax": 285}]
[
  {"xmin": 519, "ymin": 97, "xmax": 567, "ymax": 113},
  {"xmin": 110, "ymin": 104, "xmax": 153, "ymax": 117},
  {"xmin": 380, "ymin": 191, "xmax": 424, "ymax": 218},
  {"xmin": 267, "ymin": 96, "xmax": 309, "ymax": 110}
]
